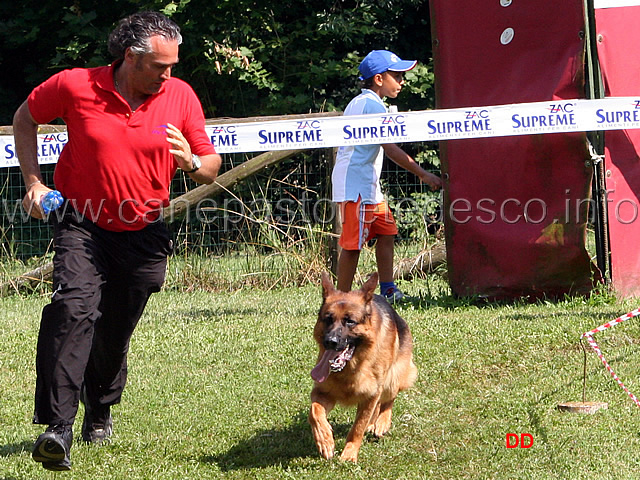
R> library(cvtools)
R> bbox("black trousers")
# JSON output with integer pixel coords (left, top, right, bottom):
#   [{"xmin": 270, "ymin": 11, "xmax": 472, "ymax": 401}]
[{"xmin": 33, "ymin": 207, "xmax": 172, "ymax": 426}]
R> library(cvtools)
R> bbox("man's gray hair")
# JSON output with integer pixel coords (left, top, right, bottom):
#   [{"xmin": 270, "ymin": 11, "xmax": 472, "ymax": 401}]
[{"xmin": 108, "ymin": 11, "xmax": 182, "ymax": 60}]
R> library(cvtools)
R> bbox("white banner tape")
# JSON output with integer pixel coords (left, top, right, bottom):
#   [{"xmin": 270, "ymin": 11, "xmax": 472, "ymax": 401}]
[
  {"xmin": 594, "ymin": 0, "xmax": 640, "ymax": 8},
  {"xmin": 2, "ymin": 96, "xmax": 640, "ymax": 168}
]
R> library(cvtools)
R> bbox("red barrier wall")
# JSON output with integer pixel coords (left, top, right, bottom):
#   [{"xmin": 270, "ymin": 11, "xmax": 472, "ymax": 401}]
[
  {"xmin": 595, "ymin": 5, "xmax": 640, "ymax": 297},
  {"xmin": 429, "ymin": 0, "xmax": 601, "ymax": 299}
]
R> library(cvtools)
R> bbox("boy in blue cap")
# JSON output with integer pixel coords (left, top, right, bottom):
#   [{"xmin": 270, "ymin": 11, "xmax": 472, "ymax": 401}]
[{"xmin": 332, "ymin": 50, "xmax": 442, "ymax": 301}]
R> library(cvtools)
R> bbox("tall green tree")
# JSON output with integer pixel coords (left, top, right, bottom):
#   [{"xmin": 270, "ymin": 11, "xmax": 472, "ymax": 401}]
[{"xmin": 0, "ymin": 0, "xmax": 433, "ymax": 124}]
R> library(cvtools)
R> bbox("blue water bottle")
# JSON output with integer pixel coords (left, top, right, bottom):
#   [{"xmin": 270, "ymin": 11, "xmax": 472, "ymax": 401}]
[{"xmin": 41, "ymin": 190, "xmax": 64, "ymax": 214}]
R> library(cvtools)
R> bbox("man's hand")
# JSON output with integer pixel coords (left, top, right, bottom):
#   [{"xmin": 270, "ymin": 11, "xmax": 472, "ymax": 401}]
[
  {"xmin": 165, "ymin": 123, "xmax": 222, "ymax": 185},
  {"xmin": 22, "ymin": 181, "xmax": 52, "ymax": 220},
  {"xmin": 165, "ymin": 123, "xmax": 195, "ymax": 171}
]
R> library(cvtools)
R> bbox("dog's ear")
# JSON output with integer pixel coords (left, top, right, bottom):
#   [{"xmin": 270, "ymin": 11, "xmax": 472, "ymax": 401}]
[
  {"xmin": 321, "ymin": 272, "xmax": 336, "ymax": 299},
  {"xmin": 360, "ymin": 272, "xmax": 378, "ymax": 302}
]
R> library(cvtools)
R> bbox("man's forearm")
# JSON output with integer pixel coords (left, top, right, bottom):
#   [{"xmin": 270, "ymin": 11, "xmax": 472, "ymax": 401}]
[{"xmin": 13, "ymin": 100, "xmax": 42, "ymax": 185}]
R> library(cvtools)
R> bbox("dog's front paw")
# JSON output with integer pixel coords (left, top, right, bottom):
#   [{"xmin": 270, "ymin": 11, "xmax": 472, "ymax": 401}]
[
  {"xmin": 310, "ymin": 419, "xmax": 335, "ymax": 459},
  {"xmin": 317, "ymin": 440, "xmax": 335, "ymax": 460},
  {"xmin": 309, "ymin": 402, "xmax": 335, "ymax": 459},
  {"xmin": 312, "ymin": 427, "xmax": 335, "ymax": 460},
  {"xmin": 340, "ymin": 443, "xmax": 359, "ymax": 463}
]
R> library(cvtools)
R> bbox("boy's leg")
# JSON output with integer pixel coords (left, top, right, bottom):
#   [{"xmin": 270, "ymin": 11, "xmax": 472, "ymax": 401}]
[
  {"xmin": 368, "ymin": 202, "xmax": 403, "ymax": 300},
  {"xmin": 375, "ymin": 235, "xmax": 395, "ymax": 284},
  {"xmin": 337, "ymin": 248, "xmax": 361, "ymax": 292},
  {"xmin": 336, "ymin": 199, "xmax": 367, "ymax": 292}
]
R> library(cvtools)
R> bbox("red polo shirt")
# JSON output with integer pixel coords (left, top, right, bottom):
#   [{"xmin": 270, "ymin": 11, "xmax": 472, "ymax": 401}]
[{"xmin": 28, "ymin": 62, "xmax": 216, "ymax": 231}]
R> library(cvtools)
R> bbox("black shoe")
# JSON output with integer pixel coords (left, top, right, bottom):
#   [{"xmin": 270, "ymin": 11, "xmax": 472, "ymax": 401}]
[
  {"xmin": 81, "ymin": 391, "xmax": 113, "ymax": 444},
  {"xmin": 32, "ymin": 424, "xmax": 72, "ymax": 471}
]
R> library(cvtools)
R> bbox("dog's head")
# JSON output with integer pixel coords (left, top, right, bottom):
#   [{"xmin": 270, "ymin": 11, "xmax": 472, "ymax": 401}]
[{"xmin": 310, "ymin": 272, "xmax": 378, "ymax": 383}]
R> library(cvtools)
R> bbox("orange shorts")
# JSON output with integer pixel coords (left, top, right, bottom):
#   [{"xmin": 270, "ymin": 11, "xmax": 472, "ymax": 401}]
[{"xmin": 338, "ymin": 199, "xmax": 398, "ymax": 251}]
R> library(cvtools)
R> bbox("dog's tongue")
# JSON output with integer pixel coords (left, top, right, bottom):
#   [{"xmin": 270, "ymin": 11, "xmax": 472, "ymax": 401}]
[{"xmin": 311, "ymin": 350, "xmax": 339, "ymax": 383}]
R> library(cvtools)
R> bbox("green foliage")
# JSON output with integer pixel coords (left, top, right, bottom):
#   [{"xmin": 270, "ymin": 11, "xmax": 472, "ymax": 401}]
[
  {"xmin": 390, "ymin": 190, "xmax": 442, "ymax": 242},
  {"xmin": 402, "ymin": 61, "xmax": 437, "ymax": 109},
  {"xmin": 0, "ymin": 0, "xmax": 435, "ymax": 123}
]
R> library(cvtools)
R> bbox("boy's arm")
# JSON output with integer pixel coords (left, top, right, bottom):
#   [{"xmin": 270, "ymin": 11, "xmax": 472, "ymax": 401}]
[{"xmin": 382, "ymin": 143, "xmax": 442, "ymax": 190}]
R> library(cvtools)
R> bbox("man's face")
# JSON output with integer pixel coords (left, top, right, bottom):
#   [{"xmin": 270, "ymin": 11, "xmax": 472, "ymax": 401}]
[{"xmin": 129, "ymin": 35, "xmax": 179, "ymax": 95}]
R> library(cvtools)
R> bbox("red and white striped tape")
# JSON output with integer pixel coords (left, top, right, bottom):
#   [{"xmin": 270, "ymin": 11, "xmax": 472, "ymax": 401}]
[{"xmin": 582, "ymin": 308, "xmax": 640, "ymax": 408}]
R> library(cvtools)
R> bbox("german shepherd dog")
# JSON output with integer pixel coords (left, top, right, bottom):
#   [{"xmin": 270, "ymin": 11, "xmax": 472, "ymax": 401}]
[{"xmin": 309, "ymin": 272, "xmax": 417, "ymax": 463}]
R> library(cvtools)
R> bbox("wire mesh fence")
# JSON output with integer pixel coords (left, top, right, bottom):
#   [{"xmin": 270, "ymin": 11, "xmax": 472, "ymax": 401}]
[{"xmin": 0, "ymin": 145, "xmax": 442, "ymax": 270}]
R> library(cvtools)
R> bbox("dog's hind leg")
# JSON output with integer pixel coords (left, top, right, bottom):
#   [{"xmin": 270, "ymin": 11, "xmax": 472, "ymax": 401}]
[
  {"xmin": 309, "ymin": 390, "xmax": 336, "ymax": 459},
  {"xmin": 341, "ymin": 394, "xmax": 381, "ymax": 463}
]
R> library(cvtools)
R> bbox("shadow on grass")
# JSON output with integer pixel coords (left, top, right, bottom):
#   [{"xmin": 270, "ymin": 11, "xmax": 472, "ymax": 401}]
[
  {"xmin": 0, "ymin": 439, "xmax": 33, "ymax": 479},
  {"xmin": 202, "ymin": 410, "xmax": 352, "ymax": 471},
  {"xmin": 178, "ymin": 307, "xmax": 262, "ymax": 322},
  {"xmin": 0, "ymin": 440, "xmax": 32, "ymax": 458}
]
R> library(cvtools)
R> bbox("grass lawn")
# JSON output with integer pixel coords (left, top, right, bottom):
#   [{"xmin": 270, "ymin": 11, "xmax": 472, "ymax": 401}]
[{"xmin": 2, "ymin": 273, "xmax": 640, "ymax": 479}]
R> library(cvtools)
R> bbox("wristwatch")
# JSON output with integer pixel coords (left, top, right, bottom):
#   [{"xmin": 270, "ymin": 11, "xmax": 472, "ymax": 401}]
[{"xmin": 186, "ymin": 154, "xmax": 201, "ymax": 173}]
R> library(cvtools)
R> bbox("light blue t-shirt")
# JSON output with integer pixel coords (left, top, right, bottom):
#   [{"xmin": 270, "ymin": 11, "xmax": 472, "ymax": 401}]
[{"xmin": 332, "ymin": 89, "xmax": 387, "ymax": 203}]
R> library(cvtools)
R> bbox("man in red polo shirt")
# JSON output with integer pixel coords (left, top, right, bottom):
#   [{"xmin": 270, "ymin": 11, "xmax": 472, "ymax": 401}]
[{"xmin": 13, "ymin": 11, "xmax": 221, "ymax": 471}]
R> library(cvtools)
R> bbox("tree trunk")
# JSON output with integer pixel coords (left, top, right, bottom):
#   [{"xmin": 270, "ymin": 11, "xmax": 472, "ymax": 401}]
[{"xmin": 394, "ymin": 242, "xmax": 447, "ymax": 280}]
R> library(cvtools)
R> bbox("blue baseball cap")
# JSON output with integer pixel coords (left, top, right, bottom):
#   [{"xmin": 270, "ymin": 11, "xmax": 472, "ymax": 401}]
[{"xmin": 358, "ymin": 50, "xmax": 417, "ymax": 80}]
